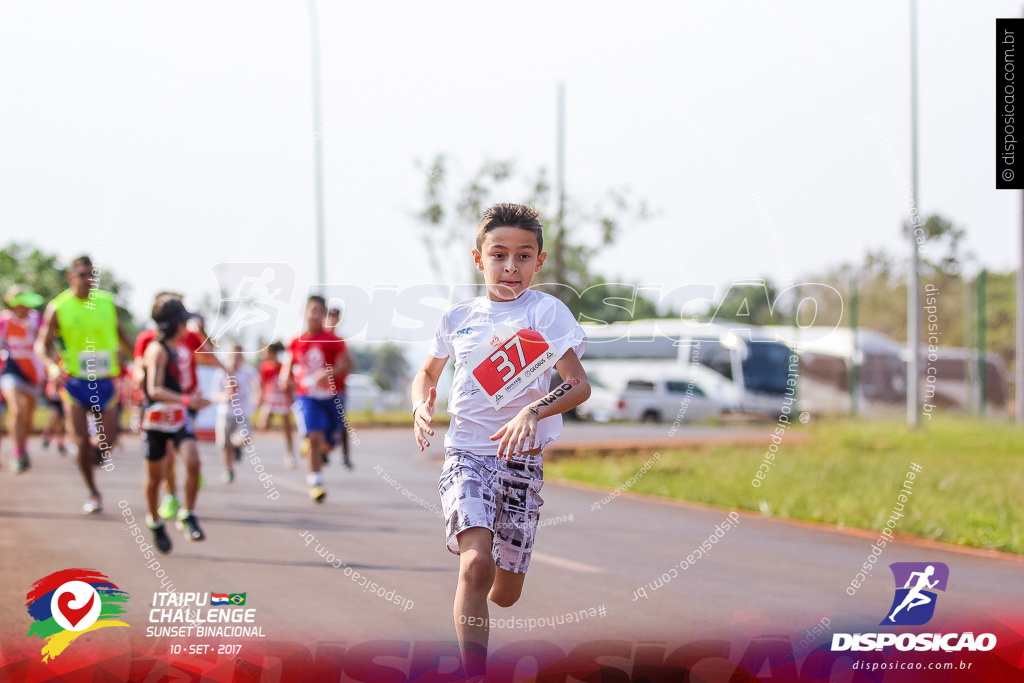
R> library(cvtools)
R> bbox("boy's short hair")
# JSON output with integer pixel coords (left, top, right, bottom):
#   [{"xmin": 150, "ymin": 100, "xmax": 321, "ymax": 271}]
[
  {"xmin": 268, "ymin": 341, "xmax": 285, "ymax": 355},
  {"xmin": 476, "ymin": 203, "xmax": 544, "ymax": 252},
  {"xmin": 307, "ymin": 295, "xmax": 326, "ymax": 309}
]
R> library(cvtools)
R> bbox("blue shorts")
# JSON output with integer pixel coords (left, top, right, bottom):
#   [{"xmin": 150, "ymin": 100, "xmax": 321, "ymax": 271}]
[
  {"xmin": 62, "ymin": 377, "xmax": 117, "ymax": 410},
  {"xmin": 292, "ymin": 395, "xmax": 342, "ymax": 446}
]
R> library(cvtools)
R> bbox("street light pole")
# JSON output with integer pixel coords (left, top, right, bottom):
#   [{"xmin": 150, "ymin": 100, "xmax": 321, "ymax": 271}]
[
  {"xmin": 907, "ymin": 0, "xmax": 922, "ymax": 428},
  {"xmin": 307, "ymin": 0, "xmax": 326, "ymax": 293}
]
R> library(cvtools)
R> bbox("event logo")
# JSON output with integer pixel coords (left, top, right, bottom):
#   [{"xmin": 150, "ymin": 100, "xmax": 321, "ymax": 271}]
[
  {"xmin": 25, "ymin": 569, "xmax": 130, "ymax": 662},
  {"xmin": 882, "ymin": 562, "xmax": 949, "ymax": 626}
]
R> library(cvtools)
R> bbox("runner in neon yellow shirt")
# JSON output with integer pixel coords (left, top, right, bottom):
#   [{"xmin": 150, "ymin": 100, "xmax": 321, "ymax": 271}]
[{"xmin": 36, "ymin": 256, "xmax": 133, "ymax": 514}]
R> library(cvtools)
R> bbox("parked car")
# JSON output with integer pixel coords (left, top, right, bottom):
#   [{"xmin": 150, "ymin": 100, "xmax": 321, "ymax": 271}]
[
  {"xmin": 615, "ymin": 376, "xmax": 722, "ymax": 423},
  {"xmin": 575, "ymin": 369, "xmax": 724, "ymax": 423}
]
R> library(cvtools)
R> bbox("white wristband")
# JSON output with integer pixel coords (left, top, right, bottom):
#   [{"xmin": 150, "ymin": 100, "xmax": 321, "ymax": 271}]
[{"xmin": 412, "ymin": 399, "xmax": 426, "ymax": 416}]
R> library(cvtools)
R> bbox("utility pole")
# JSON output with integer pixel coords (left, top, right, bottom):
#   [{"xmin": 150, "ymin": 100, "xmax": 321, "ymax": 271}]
[
  {"xmin": 555, "ymin": 83, "xmax": 566, "ymax": 289},
  {"xmin": 907, "ymin": 0, "xmax": 922, "ymax": 428},
  {"xmin": 307, "ymin": 0, "xmax": 326, "ymax": 292}
]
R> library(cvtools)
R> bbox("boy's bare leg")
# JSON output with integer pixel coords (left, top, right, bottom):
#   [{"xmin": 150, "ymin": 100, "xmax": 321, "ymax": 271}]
[
  {"xmin": 163, "ymin": 444, "xmax": 179, "ymax": 496},
  {"xmin": 488, "ymin": 568, "xmax": 526, "ymax": 608},
  {"xmin": 455, "ymin": 527, "xmax": 496, "ymax": 679},
  {"xmin": 180, "ymin": 440, "xmax": 201, "ymax": 511},
  {"xmin": 145, "ymin": 459, "xmax": 166, "ymax": 521},
  {"xmin": 308, "ymin": 432, "xmax": 326, "ymax": 473},
  {"xmin": 282, "ymin": 413, "xmax": 294, "ymax": 453}
]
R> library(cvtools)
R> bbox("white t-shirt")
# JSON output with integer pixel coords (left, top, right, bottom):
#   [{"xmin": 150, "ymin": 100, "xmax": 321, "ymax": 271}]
[
  {"xmin": 211, "ymin": 365, "xmax": 260, "ymax": 419},
  {"xmin": 429, "ymin": 289, "xmax": 586, "ymax": 454}
]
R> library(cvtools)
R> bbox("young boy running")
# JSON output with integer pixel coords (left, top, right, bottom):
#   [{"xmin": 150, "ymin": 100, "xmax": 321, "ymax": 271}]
[
  {"xmin": 255, "ymin": 342, "xmax": 295, "ymax": 469},
  {"xmin": 133, "ymin": 295, "xmax": 221, "ymax": 519},
  {"xmin": 411, "ymin": 203, "xmax": 590, "ymax": 678},
  {"xmin": 281, "ymin": 295, "xmax": 353, "ymax": 502},
  {"xmin": 210, "ymin": 344, "xmax": 259, "ymax": 483},
  {"xmin": 141, "ymin": 296, "xmax": 211, "ymax": 549}
]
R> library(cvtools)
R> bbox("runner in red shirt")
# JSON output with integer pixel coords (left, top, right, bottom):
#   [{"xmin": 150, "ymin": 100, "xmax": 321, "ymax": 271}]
[{"xmin": 280, "ymin": 295, "xmax": 352, "ymax": 503}]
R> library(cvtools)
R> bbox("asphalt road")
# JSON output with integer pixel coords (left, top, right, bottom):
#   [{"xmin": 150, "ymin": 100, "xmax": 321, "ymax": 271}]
[{"xmin": 1, "ymin": 423, "xmax": 1020, "ymax": 663}]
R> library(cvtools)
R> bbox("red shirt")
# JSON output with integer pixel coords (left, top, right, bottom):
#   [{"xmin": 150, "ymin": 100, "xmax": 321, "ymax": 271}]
[
  {"xmin": 287, "ymin": 331, "xmax": 346, "ymax": 399},
  {"xmin": 259, "ymin": 359, "xmax": 281, "ymax": 391},
  {"xmin": 134, "ymin": 328, "xmax": 204, "ymax": 395}
]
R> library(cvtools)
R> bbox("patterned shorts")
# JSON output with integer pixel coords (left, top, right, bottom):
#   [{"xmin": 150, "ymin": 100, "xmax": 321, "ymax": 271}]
[{"xmin": 438, "ymin": 448, "xmax": 544, "ymax": 574}]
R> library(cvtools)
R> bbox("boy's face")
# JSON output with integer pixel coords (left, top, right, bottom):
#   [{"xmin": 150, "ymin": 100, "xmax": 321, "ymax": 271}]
[
  {"xmin": 305, "ymin": 301, "xmax": 326, "ymax": 331},
  {"xmin": 473, "ymin": 226, "xmax": 546, "ymax": 302}
]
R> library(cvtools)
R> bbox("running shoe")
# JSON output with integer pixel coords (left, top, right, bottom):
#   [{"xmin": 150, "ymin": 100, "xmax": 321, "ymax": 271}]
[
  {"xmin": 150, "ymin": 521, "xmax": 172, "ymax": 553},
  {"xmin": 57, "ymin": 443, "xmax": 67, "ymax": 457},
  {"xmin": 83, "ymin": 492, "xmax": 102, "ymax": 514},
  {"xmin": 42, "ymin": 432, "xmax": 51, "ymax": 449},
  {"xmin": 18, "ymin": 453, "xmax": 30, "ymax": 472},
  {"xmin": 309, "ymin": 485, "xmax": 327, "ymax": 504},
  {"xmin": 284, "ymin": 453, "xmax": 296, "ymax": 470},
  {"xmin": 158, "ymin": 494, "xmax": 180, "ymax": 520},
  {"xmin": 221, "ymin": 469, "xmax": 234, "ymax": 484},
  {"xmin": 12, "ymin": 456, "xmax": 25, "ymax": 474},
  {"xmin": 178, "ymin": 513, "xmax": 205, "ymax": 541},
  {"xmin": 343, "ymin": 453, "xmax": 353, "ymax": 471}
]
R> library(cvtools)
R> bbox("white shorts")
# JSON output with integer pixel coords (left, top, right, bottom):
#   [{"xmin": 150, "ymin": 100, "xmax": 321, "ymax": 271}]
[{"xmin": 438, "ymin": 448, "xmax": 544, "ymax": 574}]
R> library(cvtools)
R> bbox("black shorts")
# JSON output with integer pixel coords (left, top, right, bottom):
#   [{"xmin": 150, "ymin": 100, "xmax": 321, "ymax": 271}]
[{"xmin": 143, "ymin": 413, "xmax": 196, "ymax": 462}]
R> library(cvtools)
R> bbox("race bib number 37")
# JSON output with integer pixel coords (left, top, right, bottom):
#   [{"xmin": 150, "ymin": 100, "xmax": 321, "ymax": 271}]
[{"xmin": 469, "ymin": 325, "xmax": 559, "ymax": 410}]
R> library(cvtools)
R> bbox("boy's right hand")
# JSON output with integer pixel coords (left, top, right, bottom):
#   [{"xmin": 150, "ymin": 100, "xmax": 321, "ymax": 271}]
[{"xmin": 413, "ymin": 387, "xmax": 437, "ymax": 452}]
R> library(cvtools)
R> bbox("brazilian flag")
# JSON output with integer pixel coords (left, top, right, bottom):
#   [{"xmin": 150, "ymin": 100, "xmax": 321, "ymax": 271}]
[{"xmin": 228, "ymin": 593, "xmax": 246, "ymax": 606}]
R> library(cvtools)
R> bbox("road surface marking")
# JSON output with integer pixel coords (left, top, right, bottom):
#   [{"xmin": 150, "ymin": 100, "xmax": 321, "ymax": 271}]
[{"xmin": 531, "ymin": 552, "xmax": 604, "ymax": 574}]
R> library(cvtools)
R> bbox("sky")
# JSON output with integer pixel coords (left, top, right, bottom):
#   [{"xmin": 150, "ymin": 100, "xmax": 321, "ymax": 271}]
[{"xmin": 0, "ymin": 0, "xmax": 1019, "ymax": 352}]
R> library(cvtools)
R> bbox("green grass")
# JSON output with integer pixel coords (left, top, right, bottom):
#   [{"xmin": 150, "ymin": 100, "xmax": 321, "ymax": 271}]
[{"xmin": 546, "ymin": 417, "xmax": 1024, "ymax": 555}]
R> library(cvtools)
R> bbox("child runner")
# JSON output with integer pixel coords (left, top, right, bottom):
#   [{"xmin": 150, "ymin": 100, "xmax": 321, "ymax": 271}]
[
  {"xmin": 140, "ymin": 296, "xmax": 211, "ymax": 549},
  {"xmin": 324, "ymin": 306, "xmax": 352, "ymax": 469},
  {"xmin": 255, "ymin": 341, "xmax": 295, "ymax": 469},
  {"xmin": 411, "ymin": 203, "xmax": 590, "ymax": 678},
  {"xmin": 281, "ymin": 295, "xmax": 352, "ymax": 502},
  {"xmin": 210, "ymin": 344, "xmax": 259, "ymax": 483},
  {"xmin": 133, "ymin": 294, "xmax": 221, "ymax": 519}
]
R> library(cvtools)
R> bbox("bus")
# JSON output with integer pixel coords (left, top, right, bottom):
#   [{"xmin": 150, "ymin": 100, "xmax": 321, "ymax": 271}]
[{"xmin": 579, "ymin": 319, "xmax": 797, "ymax": 416}]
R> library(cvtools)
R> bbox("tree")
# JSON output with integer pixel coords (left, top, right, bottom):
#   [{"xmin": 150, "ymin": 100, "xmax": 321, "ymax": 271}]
[
  {"xmin": 349, "ymin": 343, "xmax": 410, "ymax": 392},
  {"xmin": 0, "ymin": 242, "xmax": 138, "ymax": 338},
  {"xmin": 414, "ymin": 154, "xmax": 660, "ymax": 321}
]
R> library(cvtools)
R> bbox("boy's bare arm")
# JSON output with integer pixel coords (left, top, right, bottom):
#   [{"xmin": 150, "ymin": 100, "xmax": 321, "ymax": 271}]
[
  {"xmin": 412, "ymin": 355, "xmax": 447, "ymax": 451},
  {"xmin": 491, "ymin": 348, "xmax": 590, "ymax": 459}
]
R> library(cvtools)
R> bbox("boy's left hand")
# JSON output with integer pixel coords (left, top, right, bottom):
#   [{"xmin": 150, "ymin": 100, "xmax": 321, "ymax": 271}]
[{"xmin": 490, "ymin": 406, "xmax": 539, "ymax": 460}]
